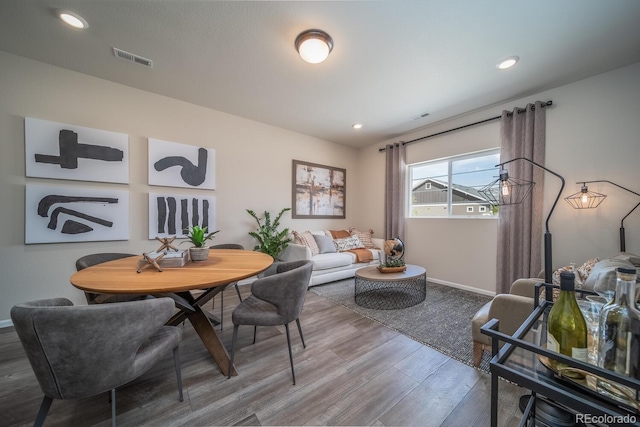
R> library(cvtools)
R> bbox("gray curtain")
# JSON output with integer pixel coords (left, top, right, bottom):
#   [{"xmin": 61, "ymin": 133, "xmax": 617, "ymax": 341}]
[
  {"xmin": 385, "ymin": 142, "xmax": 406, "ymax": 240},
  {"xmin": 496, "ymin": 101, "xmax": 546, "ymax": 293}
]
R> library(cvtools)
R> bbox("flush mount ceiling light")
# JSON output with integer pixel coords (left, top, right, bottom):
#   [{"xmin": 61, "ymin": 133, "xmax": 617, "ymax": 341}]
[
  {"xmin": 59, "ymin": 10, "xmax": 88, "ymax": 29},
  {"xmin": 295, "ymin": 29, "xmax": 333, "ymax": 64},
  {"xmin": 497, "ymin": 56, "xmax": 519, "ymax": 70},
  {"xmin": 352, "ymin": 123, "xmax": 363, "ymax": 129}
]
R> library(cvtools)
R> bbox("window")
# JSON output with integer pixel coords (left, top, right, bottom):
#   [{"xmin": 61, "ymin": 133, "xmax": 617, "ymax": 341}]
[{"xmin": 409, "ymin": 148, "xmax": 500, "ymax": 218}]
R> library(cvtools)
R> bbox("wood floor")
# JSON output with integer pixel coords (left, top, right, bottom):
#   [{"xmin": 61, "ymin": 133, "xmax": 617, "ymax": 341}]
[{"xmin": 0, "ymin": 286, "xmax": 526, "ymax": 426}]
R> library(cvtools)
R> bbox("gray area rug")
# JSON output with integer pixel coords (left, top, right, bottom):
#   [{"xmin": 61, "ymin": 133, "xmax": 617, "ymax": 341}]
[{"xmin": 309, "ymin": 278, "xmax": 493, "ymax": 372}]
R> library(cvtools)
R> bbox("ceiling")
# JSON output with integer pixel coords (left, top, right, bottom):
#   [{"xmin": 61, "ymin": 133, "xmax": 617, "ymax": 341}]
[{"xmin": 2, "ymin": 1, "xmax": 640, "ymax": 149}]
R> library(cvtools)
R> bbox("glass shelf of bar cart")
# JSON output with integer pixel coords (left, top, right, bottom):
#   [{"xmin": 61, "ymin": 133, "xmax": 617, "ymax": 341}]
[{"xmin": 482, "ymin": 283, "xmax": 640, "ymax": 427}]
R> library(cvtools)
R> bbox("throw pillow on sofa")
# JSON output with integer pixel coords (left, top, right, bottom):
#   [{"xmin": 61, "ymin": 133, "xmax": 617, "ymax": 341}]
[
  {"xmin": 349, "ymin": 227, "xmax": 374, "ymax": 249},
  {"xmin": 325, "ymin": 229, "xmax": 351, "ymax": 239},
  {"xmin": 333, "ymin": 235, "xmax": 364, "ymax": 252},
  {"xmin": 293, "ymin": 230, "xmax": 320, "ymax": 256},
  {"xmin": 313, "ymin": 234, "xmax": 336, "ymax": 254}
]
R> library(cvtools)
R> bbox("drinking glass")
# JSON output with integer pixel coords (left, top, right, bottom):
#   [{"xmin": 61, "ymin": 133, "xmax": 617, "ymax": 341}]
[
  {"xmin": 593, "ymin": 275, "xmax": 617, "ymax": 303},
  {"xmin": 577, "ymin": 299, "xmax": 604, "ymax": 365}
]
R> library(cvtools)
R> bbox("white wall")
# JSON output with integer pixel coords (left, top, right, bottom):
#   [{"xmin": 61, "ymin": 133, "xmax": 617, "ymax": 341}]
[
  {"xmin": 355, "ymin": 61, "xmax": 640, "ymax": 295},
  {"xmin": 0, "ymin": 51, "xmax": 361, "ymax": 322},
  {"xmin": 2, "ymin": 51, "xmax": 639, "ymax": 322}
]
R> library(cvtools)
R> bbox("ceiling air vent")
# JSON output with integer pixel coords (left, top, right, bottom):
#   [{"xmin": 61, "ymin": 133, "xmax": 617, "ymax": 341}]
[
  {"xmin": 411, "ymin": 112, "xmax": 430, "ymax": 121},
  {"xmin": 112, "ymin": 47, "xmax": 153, "ymax": 68}
]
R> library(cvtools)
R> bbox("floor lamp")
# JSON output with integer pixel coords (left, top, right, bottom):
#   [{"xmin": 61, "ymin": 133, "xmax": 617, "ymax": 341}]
[
  {"xmin": 564, "ymin": 180, "xmax": 640, "ymax": 252},
  {"xmin": 480, "ymin": 157, "xmax": 569, "ymax": 425},
  {"xmin": 479, "ymin": 157, "xmax": 565, "ymax": 301}
]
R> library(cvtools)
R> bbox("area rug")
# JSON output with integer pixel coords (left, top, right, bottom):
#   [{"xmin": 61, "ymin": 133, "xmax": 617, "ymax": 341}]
[{"xmin": 309, "ymin": 278, "xmax": 493, "ymax": 372}]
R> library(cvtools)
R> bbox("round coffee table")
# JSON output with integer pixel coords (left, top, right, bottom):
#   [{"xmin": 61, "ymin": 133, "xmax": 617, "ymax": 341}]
[{"xmin": 354, "ymin": 264, "xmax": 426, "ymax": 309}]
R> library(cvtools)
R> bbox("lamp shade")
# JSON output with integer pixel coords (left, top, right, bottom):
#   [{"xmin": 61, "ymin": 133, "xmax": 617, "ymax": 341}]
[
  {"xmin": 295, "ymin": 30, "xmax": 333, "ymax": 64},
  {"xmin": 478, "ymin": 169, "xmax": 535, "ymax": 206},
  {"xmin": 564, "ymin": 184, "xmax": 607, "ymax": 209}
]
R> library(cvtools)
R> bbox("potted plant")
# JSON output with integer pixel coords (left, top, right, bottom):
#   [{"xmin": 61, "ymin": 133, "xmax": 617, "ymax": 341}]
[
  {"xmin": 183, "ymin": 225, "xmax": 220, "ymax": 261},
  {"xmin": 246, "ymin": 208, "xmax": 291, "ymax": 261}
]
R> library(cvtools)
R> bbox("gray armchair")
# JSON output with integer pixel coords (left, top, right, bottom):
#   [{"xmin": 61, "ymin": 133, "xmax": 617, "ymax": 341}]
[
  {"xmin": 228, "ymin": 260, "xmax": 313, "ymax": 384},
  {"xmin": 471, "ymin": 278, "xmax": 540, "ymax": 367},
  {"xmin": 11, "ymin": 297, "xmax": 183, "ymax": 427},
  {"xmin": 76, "ymin": 253, "xmax": 147, "ymax": 304}
]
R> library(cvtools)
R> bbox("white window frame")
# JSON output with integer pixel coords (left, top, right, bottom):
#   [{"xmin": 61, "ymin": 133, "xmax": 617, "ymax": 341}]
[
  {"xmin": 408, "ymin": 148, "xmax": 500, "ymax": 219},
  {"xmin": 466, "ymin": 206, "xmax": 474, "ymax": 213}
]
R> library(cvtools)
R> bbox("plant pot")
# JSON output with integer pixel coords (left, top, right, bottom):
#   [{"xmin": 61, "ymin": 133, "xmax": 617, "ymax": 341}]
[{"xmin": 189, "ymin": 247, "xmax": 210, "ymax": 261}]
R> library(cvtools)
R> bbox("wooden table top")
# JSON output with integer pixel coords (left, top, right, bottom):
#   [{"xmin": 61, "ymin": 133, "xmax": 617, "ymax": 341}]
[{"xmin": 70, "ymin": 249, "xmax": 273, "ymax": 294}]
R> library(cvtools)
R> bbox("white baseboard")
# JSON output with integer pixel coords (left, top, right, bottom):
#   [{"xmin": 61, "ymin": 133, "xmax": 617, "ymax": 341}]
[
  {"xmin": 0, "ymin": 319, "xmax": 14, "ymax": 329},
  {"xmin": 427, "ymin": 277, "xmax": 496, "ymax": 297}
]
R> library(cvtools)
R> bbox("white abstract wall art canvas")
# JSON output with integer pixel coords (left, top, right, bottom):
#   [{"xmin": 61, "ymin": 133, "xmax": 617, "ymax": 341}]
[
  {"xmin": 148, "ymin": 138, "xmax": 216, "ymax": 189},
  {"xmin": 25, "ymin": 117, "xmax": 129, "ymax": 184},
  {"xmin": 149, "ymin": 192, "xmax": 216, "ymax": 239},
  {"xmin": 25, "ymin": 184, "xmax": 129, "ymax": 244}
]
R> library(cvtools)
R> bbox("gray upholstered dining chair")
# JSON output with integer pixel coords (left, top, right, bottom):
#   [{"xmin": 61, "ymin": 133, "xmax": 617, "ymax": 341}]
[
  {"xmin": 228, "ymin": 260, "xmax": 313, "ymax": 385},
  {"xmin": 210, "ymin": 243, "xmax": 244, "ymax": 329},
  {"xmin": 76, "ymin": 252, "xmax": 147, "ymax": 304},
  {"xmin": 11, "ymin": 297, "xmax": 183, "ymax": 427}
]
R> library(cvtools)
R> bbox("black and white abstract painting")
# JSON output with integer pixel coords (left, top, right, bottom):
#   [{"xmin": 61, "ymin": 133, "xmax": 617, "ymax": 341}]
[
  {"xmin": 149, "ymin": 192, "xmax": 215, "ymax": 239},
  {"xmin": 148, "ymin": 138, "xmax": 215, "ymax": 189},
  {"xmin": 25, "ymin": 184, "xmax": 129, "ymax": 244},
  {"xmin": 25, "ymin": 117, "xmax": 129, "ymax": 184}
]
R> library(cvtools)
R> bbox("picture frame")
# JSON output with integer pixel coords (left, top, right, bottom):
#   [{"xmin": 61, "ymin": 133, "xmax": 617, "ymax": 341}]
[
  {"xmin": 148, "ymin": 138, "xmax": 216, "ymax": 190},
  {"xmin": 25, "ymin": 117, "xmax": 129, "ymax": 184},
  {"xmin": 25, "ymin": 183, "xmax": 129, "ymax": 244},
  {"xmin": 292, "ymin": 160, "xmax": 345, "ymax": 219},
  {"xmin": 148, "ymin": 192, "xmax": 215, "ymax": 239}
]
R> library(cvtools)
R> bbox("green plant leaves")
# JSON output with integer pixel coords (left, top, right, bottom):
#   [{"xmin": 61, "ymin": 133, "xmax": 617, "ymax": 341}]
[
  {"xmin": 183, "ymin": 225, "xmax": 220, "ymax": 248},
  {"xmin": 246, "ymin": 208, "xmax": 291, "ymax": 260}
]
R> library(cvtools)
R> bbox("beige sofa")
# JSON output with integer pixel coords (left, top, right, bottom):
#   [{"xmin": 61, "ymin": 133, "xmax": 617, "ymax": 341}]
[{"xmin": 278, "ymin": 230, "xmax": 384, "ymax": 286}]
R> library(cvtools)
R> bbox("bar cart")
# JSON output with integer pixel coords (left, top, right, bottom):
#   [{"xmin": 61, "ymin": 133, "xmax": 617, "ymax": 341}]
[{"xmin": 482, "ymin": 283, "xmax": 640, "ymax": 426}]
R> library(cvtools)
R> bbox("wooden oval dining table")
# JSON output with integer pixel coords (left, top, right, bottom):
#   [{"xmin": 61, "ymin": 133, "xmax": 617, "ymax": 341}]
[{"xmin": 70, "ymin": 249, "xmax": 273, "ymax": 377}]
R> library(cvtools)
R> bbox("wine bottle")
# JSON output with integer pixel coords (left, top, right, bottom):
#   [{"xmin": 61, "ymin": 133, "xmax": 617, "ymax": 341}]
[
  {"xmin": 547, "ymin": 271, "xmax": 588, "ymax": 377},
  {"xmin": 597, "ymin": 267, "xmax": 640, "ymax": 400},
  {"xmin": 597, "ymin": 267, "xmax": 639, "ymax": 375}
]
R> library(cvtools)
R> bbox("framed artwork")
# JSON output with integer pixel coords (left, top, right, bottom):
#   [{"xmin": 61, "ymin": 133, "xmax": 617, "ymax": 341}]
[
  {"xmin": 25, "ymin": 184, "xmax": 129, "ymax": 244},
  {"xmin": 25, "ymin": 117, "xmax": 129, "ymax": 184},
  {"xmin": 148, "ymin": 138, "xmax": 216, "ymax": 189},
  {"xmin": 149, "ymin": 192, "xmax": 215, "ymax": 239},
  {"xmin": 292, "ymin": 160, "xmax": 345, "ymax": 219}
]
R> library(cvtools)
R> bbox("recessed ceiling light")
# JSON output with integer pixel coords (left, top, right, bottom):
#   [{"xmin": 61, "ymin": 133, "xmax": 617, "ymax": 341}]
[
  {"xmin": 352, "ymin": 123, "xmax": 363, "ymax": 129},
  {"xmin": 59, "ymin": 11, "xmax": 88, "ymax": 29},
  {"xmin": 497, "ymin": 56, "xmax": 519, "ymax": 70}
]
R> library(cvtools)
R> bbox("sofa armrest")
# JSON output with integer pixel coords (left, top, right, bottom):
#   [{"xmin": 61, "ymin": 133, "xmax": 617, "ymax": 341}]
[
  {"xmin": 510, "ymin": 278, "xmax": 542, "ymax": 299},
  {"xmin": 278, "ymin": 243, "xmax": 312, "ymax": 262},
  {"xmin": 488, "ymin": 294, "xmax": 535, "ymax": 337}
]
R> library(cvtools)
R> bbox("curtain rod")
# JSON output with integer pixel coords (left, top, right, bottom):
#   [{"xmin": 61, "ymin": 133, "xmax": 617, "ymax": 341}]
[{"xmin": 378, "ymin": 100, "xmax": 553, "ymax": 152}]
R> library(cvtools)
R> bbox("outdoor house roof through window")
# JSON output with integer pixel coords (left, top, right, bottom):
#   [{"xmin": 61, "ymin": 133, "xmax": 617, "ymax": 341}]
[{"xmin": 409, "ymin": 148, "xmax": 500, "ymax": 218}]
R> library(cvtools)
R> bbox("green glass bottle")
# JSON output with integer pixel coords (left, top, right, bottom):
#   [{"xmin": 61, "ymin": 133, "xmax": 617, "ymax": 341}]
[{"xmin": 547, "ymin": 271, "xmax": 588, "ymax": 376}]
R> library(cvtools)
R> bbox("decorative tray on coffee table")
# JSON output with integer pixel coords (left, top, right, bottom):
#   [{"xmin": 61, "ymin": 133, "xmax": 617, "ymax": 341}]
[{"xmin": 377, "ymin": 266, "xmax": 407, "ymax": 273}]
